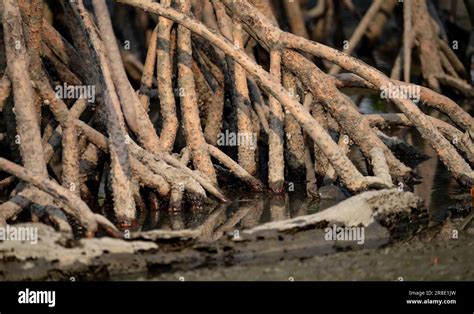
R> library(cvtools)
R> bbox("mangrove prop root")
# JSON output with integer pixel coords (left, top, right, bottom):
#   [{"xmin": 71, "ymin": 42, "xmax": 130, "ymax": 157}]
[{"xmin": 0, "ymin": 0, "xmax": 472, "ymax": 238}]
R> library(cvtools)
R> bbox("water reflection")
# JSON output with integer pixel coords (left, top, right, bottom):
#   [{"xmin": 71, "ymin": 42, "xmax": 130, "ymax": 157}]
[
  {"xmin": 141, "ymin": 99, "xmax": 472, "ymax": 238},
  {"xmin": 373, "ymin": 98, "xmax": 473, "ymax": 224},
  {"xmin": 142, "ymin": 190, "xmax": 331, "ymax": 241},
  {"xmin": 141, "ymin": 145, "xmax": 468, "ymax": 238}
]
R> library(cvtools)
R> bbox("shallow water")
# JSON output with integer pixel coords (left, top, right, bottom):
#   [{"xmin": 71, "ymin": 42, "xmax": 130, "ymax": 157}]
[
  {"xmin": 135, "ymin": 97, "xmax": 473, "ymax": 281},
  {"xmin": 140, "ymin": 154, "xmax": 467, "ymax": 245},
  {"xmin": 142, "ymin": 97, "xmax": 472, "ymax": 238}
]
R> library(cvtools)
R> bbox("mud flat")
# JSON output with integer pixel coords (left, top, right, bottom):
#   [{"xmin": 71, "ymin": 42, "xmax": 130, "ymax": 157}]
[
  {"xmin": 0, "ymin": 189, "xmax": 440, "ymax": 281},
  {"xmin": 148, "ymin": 229, "xmax": 474, "ymax": 281}
]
